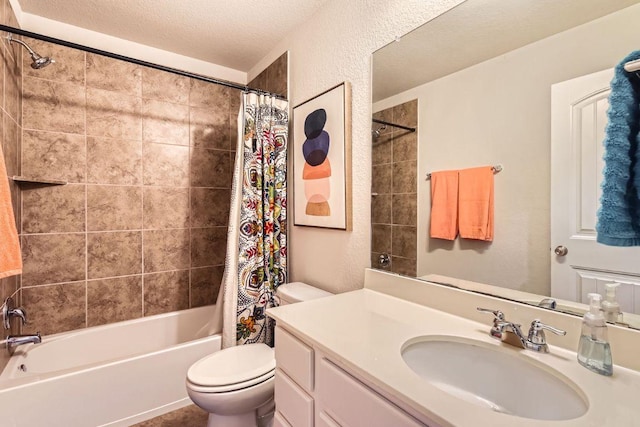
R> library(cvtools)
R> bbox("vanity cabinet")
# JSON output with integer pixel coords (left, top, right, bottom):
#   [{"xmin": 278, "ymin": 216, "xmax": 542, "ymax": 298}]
[{"xmin": 274, "ymin": 326, "xmax": 430, "ymax": 427}]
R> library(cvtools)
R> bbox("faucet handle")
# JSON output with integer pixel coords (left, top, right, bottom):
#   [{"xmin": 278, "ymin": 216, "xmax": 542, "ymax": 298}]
[
  {"xmin": 528, "ymin": 319, "xmax": 566, "ymax": 346},
  {"xmin": 2, "ymin": 298, "xmax": 27, "ymax": 329},
  {"xmin": 476, "ymin": 307, "xmax": 505, "ymax": 321}
]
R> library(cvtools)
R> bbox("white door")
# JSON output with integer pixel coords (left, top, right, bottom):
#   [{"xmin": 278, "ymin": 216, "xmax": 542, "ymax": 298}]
[{"xmin": 551, "ymin": 69, "xmax": 640, "ymax": 314}]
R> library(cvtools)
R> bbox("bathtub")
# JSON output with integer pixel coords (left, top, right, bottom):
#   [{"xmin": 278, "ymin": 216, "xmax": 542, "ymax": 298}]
[{"xmin": 0, "ymin": 305, "xmax": 221, "ymax": 427}]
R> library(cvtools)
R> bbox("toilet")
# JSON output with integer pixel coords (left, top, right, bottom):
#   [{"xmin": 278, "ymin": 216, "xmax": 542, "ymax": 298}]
[{"xmin": 186, "ymin": 282, "xmax": 332, "ymax": 427}]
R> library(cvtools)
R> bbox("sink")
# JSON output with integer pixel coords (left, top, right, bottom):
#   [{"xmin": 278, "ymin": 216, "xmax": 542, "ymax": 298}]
[{"xmin": 401, "ymin": 337, "xmax": 588, "ymax": 421}]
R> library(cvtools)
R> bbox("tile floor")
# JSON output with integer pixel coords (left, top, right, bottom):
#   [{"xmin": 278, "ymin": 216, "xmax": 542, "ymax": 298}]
[{"xmin": 131, "ymin": 404, "xmax": 208, "ymax": 427}]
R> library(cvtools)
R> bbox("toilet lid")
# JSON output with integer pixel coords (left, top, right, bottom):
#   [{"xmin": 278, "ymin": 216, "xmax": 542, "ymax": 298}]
[{"xmin": 187, "ymin": 343, "xmax": 275, "ymax": 387}]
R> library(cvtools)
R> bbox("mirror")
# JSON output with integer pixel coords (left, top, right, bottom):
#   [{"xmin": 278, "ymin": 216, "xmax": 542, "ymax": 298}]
[{"xmin": 371, "ymin": 0, "xmax": 640, "ymax": 329}]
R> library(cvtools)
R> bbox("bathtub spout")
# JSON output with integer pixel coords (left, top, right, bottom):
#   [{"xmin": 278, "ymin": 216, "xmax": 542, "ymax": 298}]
[{"xmin": 6, "ymin": 332, "xmax": 41, "ymax": 352}]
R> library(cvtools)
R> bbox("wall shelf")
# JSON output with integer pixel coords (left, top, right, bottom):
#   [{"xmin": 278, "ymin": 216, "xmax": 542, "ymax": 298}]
[{"xmin": 11, "ymin": 176, "xmax": 67, "ymax": 186}]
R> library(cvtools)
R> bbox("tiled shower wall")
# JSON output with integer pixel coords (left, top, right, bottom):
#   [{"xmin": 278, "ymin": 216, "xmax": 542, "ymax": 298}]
[
  {"xmin": 371, "ymin": 99, "xmax": 418, "ymax": 276},
  {"xmin": 18, "ymin": 40, "xmax": 241, "ymax": 336},
  {"xmin": 0, "ymin": 0, "xmax": 23, "ymax": 370}
]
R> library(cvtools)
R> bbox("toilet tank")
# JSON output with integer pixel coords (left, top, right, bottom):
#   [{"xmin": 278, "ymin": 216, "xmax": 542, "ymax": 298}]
[{"xmin": 277, "ymin": 282, "xmax": 332, "ymax": 305}]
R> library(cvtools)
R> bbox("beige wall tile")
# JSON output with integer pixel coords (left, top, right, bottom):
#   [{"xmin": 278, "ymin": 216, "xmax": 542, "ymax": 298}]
[
  {"xmin": 87, "ymin": 276, "xmax": 142, "ymax": 326},
  {"xmin": 22, "ymin": 130, "xmax": 86, "ymax": 183},
  {"xmin": 372, "ymin": 224, "xmax": 391, "ymax": 254},
  {"xmin": 23, "ymin": 77, "xmax": 85, "ymax": 133},
  {"xmin": 393, "ymin": 99, "xmax": 418, "ymax": 128},
  {"xmin": 143, "ymin": 229, "xmax": 190, "ymax": 273},
  {"xmin": 86, "ymin": 87, "xmax": 142, "ymax": 140},
  {"xmin": 189, "ymin": 106, "xmax": 230, "ymax": 150},
  {"xmin": 190, "ymin": 188, "xmax": 230, "ymax": 227},
  {"xmin": 191, "ymin": 266, "xmax": 223, "ymax": 308},
  {"xmin": 265, "ymin": 52, "xmax": 288, "ymax": 98},
  {"xmin": 392, "ymin": 226, "xmax": 417, "ymax": 258},
  {"xmin": 392, "ymin": 193, "xmax": 417, "ymax": 226},
  {"xmin": 143, "ymin": 270, "xmax": 189, "ymax": 316},
  {"xmin": 4, "ymin": 44, "xmax": 20, "ymax": 124},
  {"xmin": 190, "ymin": 148, "xmax": 231, "ymax": 188},
  {"xmin": 190, "ymin": 227, "xmax": 226, "ymax": 267},
  {"xmin": 2, "ymin": 112, "xmax": 18, "ymax": 177},
  {"xmin": 23, "ymin": 38, "xmax": 85, "ymax": 85},
  {"xmin": 189, "ymin": 78, "xmax": 230, "ymax": 108},
  {"xmin": 87, "ymin": 185, "xmax": 142, "ymax": 231},
  {"xmin": 22, "ymin": 282, "xmax": 86, "ymax": 335},
  {"xmin": 86, "ymin": 136, "xmax": 142, "ymax": 185},
  {"xmin": 371, "ymin": 194, "xmax": 391, "ymax": 224},
  {"xmin": 142, "ymin": 142, "xmax": 189, "ymax": 187},
  {"xmin": 391, "ymin": 256, "xmax": 417, "ymax": 277},
  {"xmin": 393, "ymin": 131, "xmax": 417, "ymax": 162},
  {"xmin": 142, "ymin": 99, "xmax": 189, "ymax": 145},
  {"xmin": 21, "ymin": 233, "xmax": 86, "ymax": 286},
  {"xmin": 392, "ymin": 160, "xmax": 417, "ymax": 194},
  {"xmin": 142, "ymin": 67, "xmax": 189, "ymax": 104},
  {"xmin": 143, "ymin": 187, "xmax": 189, "ymax": 229},
  {"xmin": 87, "ymin": 231, "xmax": 142, "ymax": 279},
  {"xmin": 372, "ymin": 164, "xmax": 392, "ymax": 195},
  {"xmin": 22, "ymin": 184, "xmax": 85, "ymax": 233},
  {"xmin": 86, "ymin": 53, "xmax": 141, "ymax": 95}
]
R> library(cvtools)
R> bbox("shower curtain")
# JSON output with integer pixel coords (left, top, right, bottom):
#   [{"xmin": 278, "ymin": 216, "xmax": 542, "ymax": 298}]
[{"xmin": 221, "ymin": 92, "xmax": 288, "ymax": 348}]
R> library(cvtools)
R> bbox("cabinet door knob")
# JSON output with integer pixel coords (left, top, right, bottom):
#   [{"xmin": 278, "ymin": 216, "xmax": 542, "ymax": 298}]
[{"xmin": 554, "ymin": 245, "xmax": 568, "ymax": 256}]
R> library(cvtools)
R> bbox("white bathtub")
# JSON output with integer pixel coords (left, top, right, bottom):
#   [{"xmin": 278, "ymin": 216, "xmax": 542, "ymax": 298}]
[{"xmin": 0, "ymin": 305, "xmax": 221, "ymax": 427}]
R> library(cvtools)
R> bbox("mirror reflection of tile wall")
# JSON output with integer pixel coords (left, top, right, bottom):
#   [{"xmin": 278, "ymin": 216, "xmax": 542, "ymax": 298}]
[{"xmin": 371, "ymin": 99, "xmax": 417, "ymax": 276}]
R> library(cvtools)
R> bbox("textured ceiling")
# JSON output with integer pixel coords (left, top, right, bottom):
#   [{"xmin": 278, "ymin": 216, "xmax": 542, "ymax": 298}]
[
  {"xmin": 373, "ymin": 0, "xmax": 640, "ymax": 102},
  {"xmin": 17, "ymin": 0, "xmax": 329, "ymax": 71}
]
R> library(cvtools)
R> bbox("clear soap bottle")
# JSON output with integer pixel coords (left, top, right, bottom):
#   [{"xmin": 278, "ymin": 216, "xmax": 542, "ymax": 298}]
[{"xmin": 577, "ymin": 293, "xmax": 612, "ymax": 376}]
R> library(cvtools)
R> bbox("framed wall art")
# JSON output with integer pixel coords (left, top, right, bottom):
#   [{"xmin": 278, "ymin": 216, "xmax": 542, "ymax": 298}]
[{"xmin": 293, "ymin": 82, "xmax": 352, "ymax": 230}]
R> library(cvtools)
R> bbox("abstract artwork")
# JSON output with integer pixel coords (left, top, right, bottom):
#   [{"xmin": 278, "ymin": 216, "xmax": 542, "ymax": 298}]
[{"xmin": 293, "ymin": 82, "xmax": 352, "ymax": 230}]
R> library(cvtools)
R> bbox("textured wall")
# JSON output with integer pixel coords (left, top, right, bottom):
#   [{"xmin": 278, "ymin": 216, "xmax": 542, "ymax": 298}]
[{"xmin": 249, "ymin": 0, "xmax": 464, "ymax": 293}]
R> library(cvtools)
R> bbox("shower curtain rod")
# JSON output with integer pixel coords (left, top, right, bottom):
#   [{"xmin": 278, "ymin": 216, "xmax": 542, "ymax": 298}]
[
  {"xmin": 0, "ymin": 24, "xmax": 286, "ymax": 100},
  {"xmin": 372, "ymin": 118, "xmax": 416, "ymax": 132}
]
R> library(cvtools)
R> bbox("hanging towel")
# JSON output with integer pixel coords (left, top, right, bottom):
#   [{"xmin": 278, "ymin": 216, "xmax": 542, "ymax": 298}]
[
  {"xmin": 429, "ymin": 170, "xmax": 459, "ymax": 240},
  {"xmin": 0, "ymin": 144, "xmax": 21, "ymax": 279},
  {"xmin": 596, "ymin": 50, "xmax": 640, "ymax": 246},
  {"xmin": 458, "ymin": 166, "xmax": 494, "ymax": 241}
]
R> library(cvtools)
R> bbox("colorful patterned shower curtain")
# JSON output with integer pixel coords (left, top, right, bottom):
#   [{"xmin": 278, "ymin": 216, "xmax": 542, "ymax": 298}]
[{"xmin": 222, "ymin": 93, "xmax": 288, "ymax": 348}]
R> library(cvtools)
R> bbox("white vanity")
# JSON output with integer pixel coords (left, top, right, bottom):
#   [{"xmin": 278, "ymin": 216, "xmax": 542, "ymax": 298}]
[{"xmin": 267, "ymin": 269, "xmax": 640, "ymax": 426}]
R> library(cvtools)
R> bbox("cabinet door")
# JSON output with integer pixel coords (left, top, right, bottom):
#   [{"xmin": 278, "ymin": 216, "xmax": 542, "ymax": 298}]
[
  {"xmin": 275, "ymin": 326, "xmax": 315, "ymax": 391},
  {"xmin": 316, "ymin": 357, "xmax": 426, "ymax": 427},
  {"xmin": 275, "ymin": 369, "xmax": 314, "ymax": 427}
]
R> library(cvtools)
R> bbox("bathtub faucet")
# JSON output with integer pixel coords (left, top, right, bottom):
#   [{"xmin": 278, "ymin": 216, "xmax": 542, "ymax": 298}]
[
  {"xmin": 2, "ymin": 297, "xmax": 28, "ymax": 329},
  {"xmin": 6, "ymin": 332, "xmax": 41, "ymax": 352}
]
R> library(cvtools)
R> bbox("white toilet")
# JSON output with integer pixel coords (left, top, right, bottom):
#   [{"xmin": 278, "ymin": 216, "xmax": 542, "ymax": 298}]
[{"xmin": 186, "ymin": 282, "xmax": 332, "ymax": 427}]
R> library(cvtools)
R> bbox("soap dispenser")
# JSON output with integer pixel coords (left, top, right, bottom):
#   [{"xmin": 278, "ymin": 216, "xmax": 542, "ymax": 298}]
[
  {"xmin": 577, "ymin": 293, "xmax": 612, "ymax": 376},
  {"xmin": 602, "ymin": 282, "xmax": 622, "ymax": 323}
]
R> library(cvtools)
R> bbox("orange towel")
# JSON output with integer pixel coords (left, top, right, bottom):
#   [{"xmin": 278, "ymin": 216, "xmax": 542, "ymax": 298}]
[
  {"xmin": 0, "ymin": 144, "xmax": 21, "ymax": 279},
  {"xmin": 430, "ymin": 170, "xmax": 459, "ymax": 240},
  {"xmin": 458, "ymin": 166, "xmax": 494, "ymax": 241}
]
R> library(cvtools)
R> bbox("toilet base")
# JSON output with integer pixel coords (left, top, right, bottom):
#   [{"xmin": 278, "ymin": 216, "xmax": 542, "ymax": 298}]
[
  {"xmin": 205, "ymin": 398, "xmax": 274, "ymax": 427},
  {"xmin": 207, "ymin": 412, "xmax": 257, "ymax": 427}
]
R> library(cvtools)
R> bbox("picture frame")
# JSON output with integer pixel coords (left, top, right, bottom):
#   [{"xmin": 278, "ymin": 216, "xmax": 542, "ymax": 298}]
[{"xmin": 292, "ymin": 82, "xmax": 352, "ymax": 230}]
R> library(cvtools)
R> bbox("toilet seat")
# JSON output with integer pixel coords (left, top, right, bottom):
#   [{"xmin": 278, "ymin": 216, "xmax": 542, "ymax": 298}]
[{"xmin": 187, "ymin": 343, "xmax": 275, "ymax": 393}]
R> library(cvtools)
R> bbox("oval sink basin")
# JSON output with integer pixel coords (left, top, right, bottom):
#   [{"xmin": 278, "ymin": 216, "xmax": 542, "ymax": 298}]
[{"xmin": 401, "ymin": 337, "xmax": 588, "ymax": 421}]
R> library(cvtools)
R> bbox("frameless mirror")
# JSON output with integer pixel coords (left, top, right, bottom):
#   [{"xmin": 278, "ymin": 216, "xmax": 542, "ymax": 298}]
[{"xmin": 371, "ymin": 0, "xmax": 640, "ymax": 329}]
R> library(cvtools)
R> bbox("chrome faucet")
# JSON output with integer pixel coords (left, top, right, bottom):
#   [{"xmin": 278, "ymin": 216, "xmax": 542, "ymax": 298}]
[
  {"xmin": 477, "ymin": 308, "xmax": 566, "ymax": 353},
  {"xmin": 2, "ymin": 297, "xmax": 27, "ymax": 329},
  {"xmin": 6, "ymin": 332, "xmax": 41, "ymax": 350}
]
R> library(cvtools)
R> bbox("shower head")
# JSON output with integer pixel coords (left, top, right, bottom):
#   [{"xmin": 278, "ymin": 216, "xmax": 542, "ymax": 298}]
[
  {"xmin": 6, "ymin": 34, "xmax": 54, "ymax": 69},
  {"xmin": 371, "ymin": 125, "xmax": 387, "ymax": 139}
]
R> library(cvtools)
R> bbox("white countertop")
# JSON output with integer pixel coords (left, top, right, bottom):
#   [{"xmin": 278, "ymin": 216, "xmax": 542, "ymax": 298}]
[{"xmin": 267, "ymin": 289, "xmax": 640, "ymax": 427}]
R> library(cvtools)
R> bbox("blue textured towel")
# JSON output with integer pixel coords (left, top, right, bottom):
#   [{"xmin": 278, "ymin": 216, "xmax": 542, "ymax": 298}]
[{"xmin": 596, "ymin": 51, "xmax": 640, "ymax": 246}]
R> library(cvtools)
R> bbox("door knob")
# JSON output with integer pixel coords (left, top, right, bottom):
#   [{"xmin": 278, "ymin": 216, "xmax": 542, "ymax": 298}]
[{"xmin": 554, "ymin": 245, "xmax": 568, "ymax": 256}]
